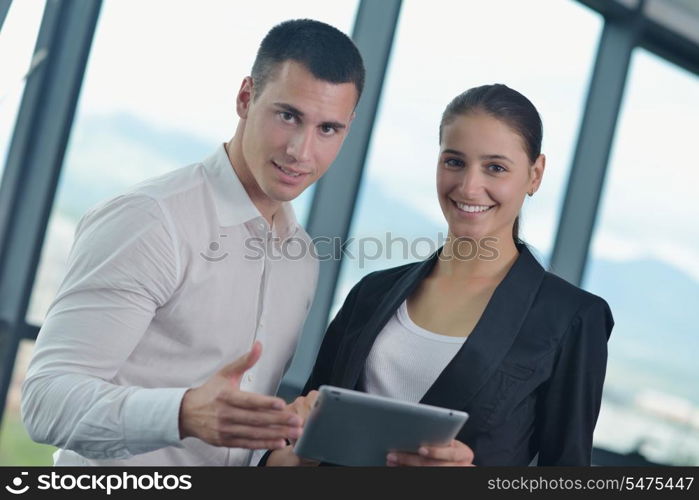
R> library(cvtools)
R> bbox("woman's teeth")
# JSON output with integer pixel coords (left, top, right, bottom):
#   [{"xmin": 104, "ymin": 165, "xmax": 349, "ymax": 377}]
[{"xmin": 455, "ymin": 202, "xmax": 493, "ymax": 213}]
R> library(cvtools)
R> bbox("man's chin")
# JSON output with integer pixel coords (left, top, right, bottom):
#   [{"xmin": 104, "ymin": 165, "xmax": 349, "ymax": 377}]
[{"xmin": 267, "ymin": 187, "xmax": 304, "ymax": 203}]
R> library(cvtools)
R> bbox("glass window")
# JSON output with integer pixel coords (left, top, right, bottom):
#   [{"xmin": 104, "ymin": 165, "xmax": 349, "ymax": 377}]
[
  {"xmin": 585, "ymin": 48, "xmax": 699, "ymax": 465},
  {"xmin": 0, "ymin": 0, "xmax": 46, "ymax": 176},
  {"xmin": 0, "ymin": 0, "xmax": 52, "ymax": 467},
  {"xmin": 26, "ymin": 0, "xmax": 358, "ymax": 324},
  {"xmin": 0, "ymin": 340, "xmax": 56, "ymax": 465},
  {"xmin": 11, "ymin": 0, "xmax": 357, "ymax": 467},
  {"xmin": 331, "ymin": 0, "xmax": 602, "ymax": 315}
]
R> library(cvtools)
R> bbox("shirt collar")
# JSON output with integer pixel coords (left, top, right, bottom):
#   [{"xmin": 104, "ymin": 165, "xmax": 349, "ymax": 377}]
[{"xmin": 202, "ymin": 144, "xmax": 300, "ymax": 237}]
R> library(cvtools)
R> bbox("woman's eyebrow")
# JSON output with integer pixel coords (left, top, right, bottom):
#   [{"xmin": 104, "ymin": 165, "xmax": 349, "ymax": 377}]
[
  {"xmin": 441, "ymin": 149, "xmax": 464, "ymax": 156},
  {"xmin": 480, "ymin": 154, "xmax": 513, "ymax": 163},
  {"xmin": 440, "ymin": 150, "xmax": 513, "ymax": 164}
]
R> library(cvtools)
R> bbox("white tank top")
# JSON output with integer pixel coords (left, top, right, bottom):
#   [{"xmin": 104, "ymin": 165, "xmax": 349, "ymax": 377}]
[{"xmin": 360, "ymin": 299, "xmax": 467, "ymax": 403}]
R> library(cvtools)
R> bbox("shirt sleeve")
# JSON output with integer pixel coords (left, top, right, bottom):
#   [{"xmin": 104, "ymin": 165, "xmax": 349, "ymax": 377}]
[
  {"xmin": 536, "ymin": 298, "xmax": 614, "ymax": 465},
  {"xmin": 21, "ymin": 194, "xmax": 187, "ymax": 459},
  {"xmin": 250, "ymin": 448, "xmax": 269, "ymax": 466}
]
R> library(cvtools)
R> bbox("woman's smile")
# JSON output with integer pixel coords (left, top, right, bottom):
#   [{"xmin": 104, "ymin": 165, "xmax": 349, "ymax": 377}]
[{"xmin": 450, "ymin": 198, "xmax": 496, "ymax": 215}]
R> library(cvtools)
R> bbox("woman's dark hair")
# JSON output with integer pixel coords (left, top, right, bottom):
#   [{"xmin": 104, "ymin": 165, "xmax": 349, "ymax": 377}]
[
  {"xmin": 439, "ymin": 84, "xmax": 543, "ymax": 243},
  {"xmin": 251, "ymin": 19, "xmax": 365, "ymax": 103}
]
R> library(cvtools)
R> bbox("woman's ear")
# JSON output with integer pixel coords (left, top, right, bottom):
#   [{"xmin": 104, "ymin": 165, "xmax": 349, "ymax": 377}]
[{"xmin": 529, "ymin": 154, "xmax": 546, "ymax": 195}]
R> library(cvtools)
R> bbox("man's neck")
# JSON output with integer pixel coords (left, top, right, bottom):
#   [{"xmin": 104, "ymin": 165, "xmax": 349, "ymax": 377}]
[{"xmin": 224, "ymin": 137, "xmax": 279, "ymax": 225}]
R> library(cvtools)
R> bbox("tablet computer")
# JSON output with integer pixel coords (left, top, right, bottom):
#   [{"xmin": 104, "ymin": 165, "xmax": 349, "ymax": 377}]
[{"xmin": 293, "ymin": 385, "xmax": 469, "ymax": 466}]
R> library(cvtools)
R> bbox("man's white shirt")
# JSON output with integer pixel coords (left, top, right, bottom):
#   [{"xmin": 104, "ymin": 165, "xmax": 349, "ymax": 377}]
[{"xmin": 21, "ymin": 144, "xmax": 318, "ymax": 466}]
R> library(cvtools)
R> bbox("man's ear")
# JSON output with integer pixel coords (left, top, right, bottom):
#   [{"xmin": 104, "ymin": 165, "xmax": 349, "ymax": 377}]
[{"xmin": 236, "ymin": 76, "xmax": 254, "ymax": 119}]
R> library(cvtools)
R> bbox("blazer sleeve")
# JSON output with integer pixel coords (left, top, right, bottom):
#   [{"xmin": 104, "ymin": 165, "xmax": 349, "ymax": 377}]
[
  {"xmin": 300, "ymin": 277, "xmax": 366, "ymax": 395},
  {"xmin": 536, "ymin": 298, "xmax": 614, "ymax": 465}
]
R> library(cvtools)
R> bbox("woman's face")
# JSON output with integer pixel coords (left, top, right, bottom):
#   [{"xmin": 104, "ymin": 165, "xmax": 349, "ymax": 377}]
[{"xmin": 437, "ymin": 111, "xmax": 544, "ymax": 243}]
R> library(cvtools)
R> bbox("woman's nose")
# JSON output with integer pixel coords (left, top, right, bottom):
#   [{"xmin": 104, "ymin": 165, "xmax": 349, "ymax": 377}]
[{"xmin": 458, "ymin": 168, "xmax": 482, "ymax": 197}]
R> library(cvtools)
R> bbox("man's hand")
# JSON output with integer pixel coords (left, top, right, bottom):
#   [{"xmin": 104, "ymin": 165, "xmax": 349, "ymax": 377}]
[
  {"xmin": 178, "ymin": 341, "xmax": 302, "ymax": 449},
  {"xmin": 386, "ymin": 439, "xmax": 475, "ymax": 467}
]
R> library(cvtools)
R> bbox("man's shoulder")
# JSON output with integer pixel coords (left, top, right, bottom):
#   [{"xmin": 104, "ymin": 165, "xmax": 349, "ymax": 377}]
[
  {"xmin": 82, "ymin": 160, "xmax": 213, "ymax": 224},
  {"xmin": 128, "ymin": 161, "xmax": 209, "ymax": 205}
]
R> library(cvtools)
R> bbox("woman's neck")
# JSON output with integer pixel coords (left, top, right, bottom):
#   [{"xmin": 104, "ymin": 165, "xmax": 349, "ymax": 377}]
[{"xmin": 436, "ymin": 233, "xmax": 520, "ymax": 281}]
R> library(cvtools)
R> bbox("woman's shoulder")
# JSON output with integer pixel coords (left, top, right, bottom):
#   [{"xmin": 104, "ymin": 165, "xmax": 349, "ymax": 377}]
[
  {"xmin": 518, "ymin": 244, "xmax": 611, "ymax": 316},
  {"xmin": 361, "ymin": 260, "xmax": 421, "ymax": 283},
  {"xmin": 539, "ymin": 269, "xmax": 612, "ymax": 319},
  {"xmin": 358, "ymin": 258, "xmax": 426, "ymax": 288},
  {"xmin": 346, "ymin": 260, "xmax": 426, "ymax": 299}
]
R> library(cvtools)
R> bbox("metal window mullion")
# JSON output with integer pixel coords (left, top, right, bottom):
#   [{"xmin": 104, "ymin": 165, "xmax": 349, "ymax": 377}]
[
  {"xmin": 576, "ymin": 0, "xmax": 699, "ymax": 79},
  {"xmin": 640, "ymin": 20, "xmax": 699, "ymax": 77},
  {"xmin": 549, "ymin": 13, "xmax": 643, "ymax": 285},
  {"xmin": 278, "ymin": 0, "xmax": 403, "ymax": 399},
  {"xmin": 0, "ymin": 0, "xmax": 101, "ymax": 425},
  {"xmin": 0, "ymin": 0, "xmax": 11, "ymax": 32}
]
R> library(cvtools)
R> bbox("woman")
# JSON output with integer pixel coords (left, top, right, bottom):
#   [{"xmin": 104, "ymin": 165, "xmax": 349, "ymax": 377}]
[{"xmin": 266, "ymin": 84, "xmax": 613, "ymax": 466}]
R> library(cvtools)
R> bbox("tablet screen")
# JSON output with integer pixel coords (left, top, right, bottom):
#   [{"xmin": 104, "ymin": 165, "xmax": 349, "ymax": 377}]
[{"xmin": 293, "ymin": 385, "xmax": 469, "ymax": 466}]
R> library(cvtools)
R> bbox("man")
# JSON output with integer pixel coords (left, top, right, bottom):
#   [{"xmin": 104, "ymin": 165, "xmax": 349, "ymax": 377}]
[{"xmin": 21, "ymin": 19, "xmax": 364, "ymax": 466}]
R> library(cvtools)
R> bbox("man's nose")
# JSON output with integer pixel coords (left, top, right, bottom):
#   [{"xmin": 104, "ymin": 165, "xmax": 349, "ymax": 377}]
[{"xmin": 286, "ymin": 127, "xmax": 314, "ymax": 164}]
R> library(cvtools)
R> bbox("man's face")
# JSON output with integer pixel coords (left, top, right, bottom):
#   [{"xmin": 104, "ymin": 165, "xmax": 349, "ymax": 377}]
[{"xmin": 236, "ymin": 60, "xmax": 357, "ymax": 203}]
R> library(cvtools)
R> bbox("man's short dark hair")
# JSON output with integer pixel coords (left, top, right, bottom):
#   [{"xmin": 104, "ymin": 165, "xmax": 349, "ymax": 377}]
[{"xmin": 251, "ymin": 19, "xmax": 365, "ymax": 103}]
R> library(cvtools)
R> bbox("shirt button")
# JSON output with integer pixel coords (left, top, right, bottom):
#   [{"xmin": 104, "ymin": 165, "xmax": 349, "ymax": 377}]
[
  {"xmin": 258, "ymin": 222, "xmax": 265, "ymax": 231},
  {"xmin": 247, "ymin": 374, "xmax": 253, "ymax": 383}
]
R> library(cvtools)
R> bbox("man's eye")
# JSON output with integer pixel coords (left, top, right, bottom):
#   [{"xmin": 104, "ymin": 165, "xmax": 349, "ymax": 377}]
[
  {"xmin": 444, "ymin": 158, "xmax": 463, "ymax": 168},
  {"xmin": 320, "ymin": 125, "xmax": 337, "ymax": 136},
  {"xmin": 279, "ymin": 111, "xmax": 295, "ymax": 122}
]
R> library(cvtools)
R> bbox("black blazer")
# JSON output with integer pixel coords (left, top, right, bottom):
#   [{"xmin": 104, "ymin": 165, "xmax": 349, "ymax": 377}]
[{"xmin": 300, "ymin": 244, "xmax": 614, "ymax": 466}]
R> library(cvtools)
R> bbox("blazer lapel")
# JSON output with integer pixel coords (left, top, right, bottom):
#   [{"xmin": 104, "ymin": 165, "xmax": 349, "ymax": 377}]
[
  {"xmin": 420, "ymin": 244, "xmax": 545, "ymax": 410},
  {"xmin": 340, "ymin": 252, "xmax": 439, "ymax": 388}
]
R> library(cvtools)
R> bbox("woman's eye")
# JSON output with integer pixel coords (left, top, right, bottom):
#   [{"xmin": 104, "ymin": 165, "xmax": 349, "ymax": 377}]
[
  {"xmin": 444, "ymin": 158, "xmax": 463, "ymax": 168},
  {"xmin": 488, "ymin": 164, "xmax": 506, "ymax": 173}
]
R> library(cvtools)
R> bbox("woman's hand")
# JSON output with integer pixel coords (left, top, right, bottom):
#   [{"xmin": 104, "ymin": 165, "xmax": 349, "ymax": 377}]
[
  {"xmin": 266, "ymin": 444, "xmax": 320, "ymax": 466},
  {"xmin": 386, "ymin": 439, "xmax": 475, "ymax": 467},
  {"xmin": 285, "ymin": 390, "xmax": 319, "ymax": 444},
  {"xmin": 265, "ymin": 390, "xmax": 321, "ymax": 466}
]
